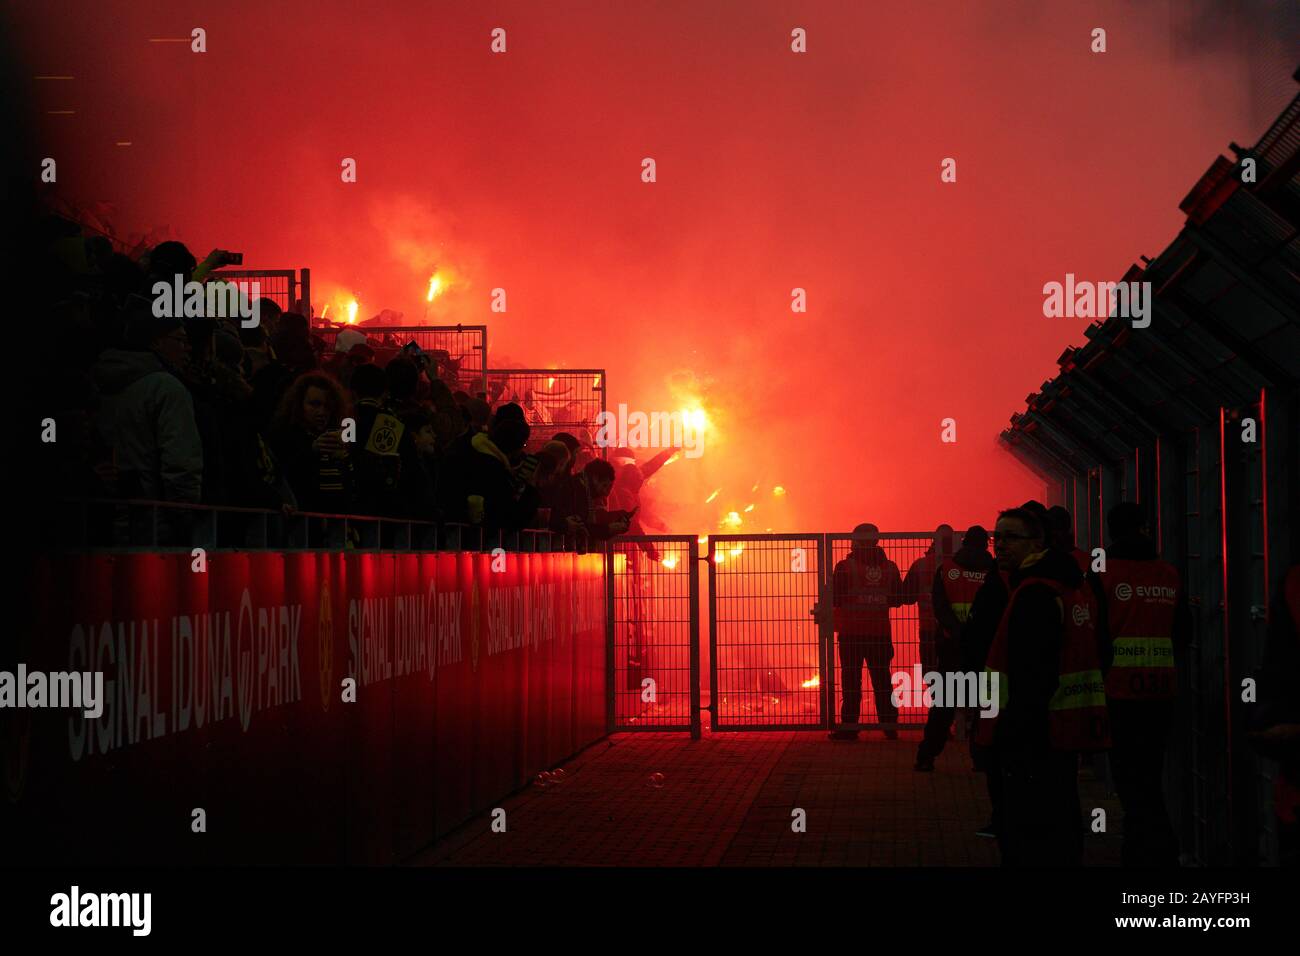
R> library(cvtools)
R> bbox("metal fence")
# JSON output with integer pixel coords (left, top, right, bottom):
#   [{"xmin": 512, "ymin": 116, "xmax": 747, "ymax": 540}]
[
  {"xmin": 207, "ymin": 268, "xmax": 310, "ymax": 317},
  {"xmin": 826, "ymin": 532, "xmax": 953, "ymax": 731},
  {"xmin": 607, "ymin": 535, "xmax": 700, "ymax": 737},
  {"xmin": 485, "ymin": 369, "xmax": 606, "ymax": 456},
  {"xmin": 311, "ymin": 325, "xmax": 488, "ymax": 394},
  {"xmin": 707, "ymin": 531, "xmax": 963, "ymax": 732},
  {"xmin": 708, "ymin": 534, "xmax": 827, "ymax": 730}
]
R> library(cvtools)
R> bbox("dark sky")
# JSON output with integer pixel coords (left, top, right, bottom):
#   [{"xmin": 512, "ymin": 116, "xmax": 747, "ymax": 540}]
[{"xmin": 13, "ymin": 0, "xmax": 1296, "ymax": 533}]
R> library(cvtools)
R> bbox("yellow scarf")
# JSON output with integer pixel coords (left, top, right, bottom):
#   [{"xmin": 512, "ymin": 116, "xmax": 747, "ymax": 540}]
[{"xmin": 471, "ymin": 432, "xmax": 512, "ymax": 469}]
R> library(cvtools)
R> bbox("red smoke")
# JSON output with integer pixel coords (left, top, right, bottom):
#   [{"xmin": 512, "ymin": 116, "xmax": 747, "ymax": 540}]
[{"xmin": 15, "ymin": 0, "xmax": 1293, "ymax": 533}]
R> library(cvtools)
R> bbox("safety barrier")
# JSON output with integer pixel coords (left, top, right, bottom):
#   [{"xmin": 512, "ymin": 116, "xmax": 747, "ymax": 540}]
[
  {"xmin": 607, "ymin": 535, "xmax": 700, "ymax": 736},
  {"xmin": 51, "ymin": 498, "xmax": 576, "ymax": 553},
  {"xmin": 707, "ymin": 532, "xmax": 963, "ymax": 731},
  {"xmin": 10, "ymin": 504, "xmax": 606, "ymax": 865},
  {"xmin": 486, "ymin": 369, "xmax": 606, "ymax": 456},
  {"xmin": 311, "ymin": 324, "xmax": 488, "ymax": 394}
]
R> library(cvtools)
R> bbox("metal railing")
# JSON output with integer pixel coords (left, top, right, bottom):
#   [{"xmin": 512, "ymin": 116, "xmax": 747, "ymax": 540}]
[
  {"xmin": 311, "ymin": 325, "xmax": 487, "ymax": 393},
  {"xmin": 207, "ymin": 268, "xmax": 310, "ymax": 316},
  {"xmin": 485, "ymin": 369, "xmax": 606, "ymax": 456},
  {"xmin": 51, "ymin": 498, "xmax": 576, "ymax": 554}
]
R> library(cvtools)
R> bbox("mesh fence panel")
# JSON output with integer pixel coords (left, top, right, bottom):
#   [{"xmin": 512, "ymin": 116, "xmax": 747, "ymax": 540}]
[
  {"xmin": 312, "ymin": 325, "xmax": 487, "ymax": 392},
  {"xmin": 486, "ymin": 369, "xmax": 606, "ymax": 455},
  {"xmin": 207, "ymin": 269, "xmax": 297, "ymax": 314},
  {"xmin": 827, "ymin": 533, "xmax": 951, "ymax": 728},
  {"xmin": 609, "ymin": 536, "xmax": 698, "ymax": 732},
  {"xmin": 709, "ymin": 535, "xmax": 824, "ymax": 729}
]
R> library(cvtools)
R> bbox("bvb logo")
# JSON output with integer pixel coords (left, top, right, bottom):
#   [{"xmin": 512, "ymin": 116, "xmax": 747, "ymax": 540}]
[
  {"xmin": 947, "ymin": 567, "xmax": 961, "ymax": 581},
  {"xmin": 866, "ymin": 566, "xmax": 882, "ymax": 583},
  {"xmin": 371, "ymin": 423, "xmax": 398, "ymax": 454},
  {"xmin": 1114, "ymin": 583, "xmax": 1133, "ymax": 601},
  {"xmin": 319, "ymin": 581, "xmax": 334, "ymax": 711}
]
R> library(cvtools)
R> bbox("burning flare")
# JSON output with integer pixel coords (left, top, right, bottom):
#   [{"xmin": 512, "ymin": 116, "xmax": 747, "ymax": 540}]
[{"xmin": 681, "ymin": 407, "xmax": 710, "ymax": 433}]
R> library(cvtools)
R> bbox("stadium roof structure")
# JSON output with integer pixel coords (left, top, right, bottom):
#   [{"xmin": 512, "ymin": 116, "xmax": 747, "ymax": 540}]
[{"xmin": 1000, "ymin": 68, "xmax": 1300, "ymax": 481}]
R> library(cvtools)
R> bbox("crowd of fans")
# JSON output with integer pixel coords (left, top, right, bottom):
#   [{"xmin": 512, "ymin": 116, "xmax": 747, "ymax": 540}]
[{"xmin": 37, "ymin": 219, "xmax": 637, "ymax": 546}]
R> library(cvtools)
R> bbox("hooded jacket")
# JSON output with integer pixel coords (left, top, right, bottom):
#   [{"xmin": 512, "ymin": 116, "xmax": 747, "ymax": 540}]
[
  {"xmin": 458, "ymin": 432, "xmax": 539, "ymax": 531},
  {"xmin": 91, "ymin": 348, "xmax": 203, "ymax": 503}
]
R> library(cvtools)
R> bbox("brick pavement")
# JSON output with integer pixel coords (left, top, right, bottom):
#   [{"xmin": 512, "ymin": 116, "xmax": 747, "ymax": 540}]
[{"xmin": 409, "ymin": 730, "xmax": 1124, "ymax": 866}]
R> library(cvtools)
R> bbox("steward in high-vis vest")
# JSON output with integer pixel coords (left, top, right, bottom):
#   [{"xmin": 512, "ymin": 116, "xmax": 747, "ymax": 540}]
[
  {"xmin": 1091, "ymin": 501, "xmax": 1189, "ymax": 867},
  {"xmin": 914, "ymin": 525, "xmax": 994, "ymax": 771},
  {"xmin": 830, "ymin": 523, "xmax": 904, "ymax": 740},
  {"xmin": 979, "ymin": 508, "xmax": 1107, "ymax": 867}
]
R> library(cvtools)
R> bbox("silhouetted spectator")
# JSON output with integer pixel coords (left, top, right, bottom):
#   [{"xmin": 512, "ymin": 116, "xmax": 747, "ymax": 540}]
[
  {"xmin": 91, "ymin": 312, "xmax": 202, "ymax": 504},
  {"xmin": 454, "ymin": 416, "xmax": 539, "ymax": 531}
]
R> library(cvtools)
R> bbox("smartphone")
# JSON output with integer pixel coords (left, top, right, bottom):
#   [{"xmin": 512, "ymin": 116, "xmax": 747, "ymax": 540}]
[{"xmin": 224, "ymin": 251, "xmax": 244, "ymax": 266}]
